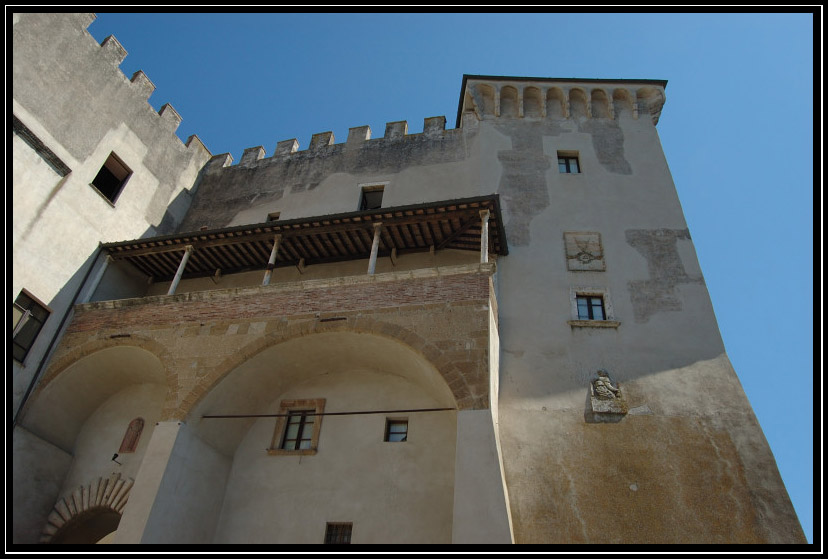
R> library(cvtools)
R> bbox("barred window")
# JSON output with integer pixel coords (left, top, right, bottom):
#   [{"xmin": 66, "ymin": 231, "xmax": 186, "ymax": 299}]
[{"xmin": 324, "ymin": 522, "xmax": 352, "ymax": 544}]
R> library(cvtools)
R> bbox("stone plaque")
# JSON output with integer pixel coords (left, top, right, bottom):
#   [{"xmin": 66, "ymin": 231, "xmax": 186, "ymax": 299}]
[{"xmin": 564, "ymin": 232, "xmax": 605, "ymax": 271}]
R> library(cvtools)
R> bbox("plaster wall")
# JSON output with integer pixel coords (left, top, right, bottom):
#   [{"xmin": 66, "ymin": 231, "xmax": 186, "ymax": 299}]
[
  {"xmin": 11, "ymin": 12, "xmax": 210, "ymax": 418},
  {"xmin": 178, "ymin": 116, "xmax": 489, "ymax": 232},
  {"xmin": 57, "ymin": 383, "xmax": 165, "ymax": 501},
  {"xmin": 136, "ymin": 423, "xmax": 231, "ymax": 544},
  {"xmin": 464, "ymin": 105, "xmax": 802, "ymax": 542},
  {"xmin": 213, "ymin": 369, "xmax": 456, "ymax": 544},
  {"xmin": 12, "ymin": 427, "xmax": 73, "ymax": 544}
]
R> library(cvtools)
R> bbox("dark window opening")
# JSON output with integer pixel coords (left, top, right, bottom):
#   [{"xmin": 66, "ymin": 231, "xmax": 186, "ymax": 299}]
[
  {"xmin": 325, "ymin": 522, "xmax": 352, "ymax": 544},
  {"xmin": 281, "ymin": 410, "xmax": 315, "ymax": 450},
  {"xmin": 576, "ymin": 295, "xmax": 605, "ymax": 320},
  {"xmin": 359, "ymin": 187, "xmax": 384, "ymax": 211},
  {"xmin": 91, "ymin": 153, "xmax": 131, "ymax": 204},
  {"xmin": 558, "ymin": 152, "xmax": 580, "ymax": 174},
  {"xmin": 385, "ymin": 419, "xmax": 408, "ymax": 442},
  {"xmin": 267, "ymin": 212, "xmax": 281, "ymax": 221},
  {"xmin": 13, "ymin": 290, "xmax": 50, "ymax": 363}
]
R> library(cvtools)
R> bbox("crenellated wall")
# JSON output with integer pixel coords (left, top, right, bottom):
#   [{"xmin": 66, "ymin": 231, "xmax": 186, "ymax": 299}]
[{"xmin": 176, "ymin": 114, "xmax": 485, "ymax": 232}]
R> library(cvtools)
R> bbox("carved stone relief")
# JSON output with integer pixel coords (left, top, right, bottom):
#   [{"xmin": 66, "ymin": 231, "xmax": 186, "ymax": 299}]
[
  {"xmin": 564, "ymin": 232, "xmax": 605, "ymax": 271},
  {"xmin": 586, "ymin": 369, "xmax": 628, "ymax": 423}
]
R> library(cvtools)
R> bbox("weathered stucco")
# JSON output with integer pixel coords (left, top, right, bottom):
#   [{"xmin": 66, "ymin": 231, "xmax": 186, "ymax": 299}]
[{"xmin": 12, "ymin": 18, "xmax": 805, "ymax": 545}]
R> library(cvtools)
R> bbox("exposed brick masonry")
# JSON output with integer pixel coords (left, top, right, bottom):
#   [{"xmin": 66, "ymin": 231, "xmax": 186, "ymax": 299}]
[{"xmin": 68, "ymin": 272, "xmax": 490, "ymax": 333}]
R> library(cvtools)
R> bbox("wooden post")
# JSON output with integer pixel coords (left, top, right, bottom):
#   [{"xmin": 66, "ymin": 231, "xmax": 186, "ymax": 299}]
[
  {"xmin": 167, "ymin": 245, "xmax": 193, "ymax": 295},
  {"xmin": 262, "ymin": 234, "xmax": 282, "ymax": 286},
  {"xmin": 479, "ymin": 210, "xmax": 490, "ymax": 263},
  {"xmin": 368, "ymin": 223, "xmax": 383, "ymax": 275}
]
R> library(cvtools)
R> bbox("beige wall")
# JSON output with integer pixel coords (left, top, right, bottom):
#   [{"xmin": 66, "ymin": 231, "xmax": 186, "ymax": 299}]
[{"xmin": 214, "ymin": 369, "xmax": 456, "ymax": 544}]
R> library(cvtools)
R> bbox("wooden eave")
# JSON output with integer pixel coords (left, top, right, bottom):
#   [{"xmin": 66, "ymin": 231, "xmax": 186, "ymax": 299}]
[{"xmin": 103, "ymin": 195, "xmax": 508, "ymax": 282}]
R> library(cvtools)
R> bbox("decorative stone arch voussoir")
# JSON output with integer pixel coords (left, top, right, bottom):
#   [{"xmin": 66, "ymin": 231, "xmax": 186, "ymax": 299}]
[
  {"xmin": 38, "ymin": 473, "xmax": 133, "ymax": 544},
  {"xmin": 173, "ymin": 316, "xmax": 487, "ymax": 420},
  {"xmin": 36, "ymin": 335, "xmax": 176, "ymax": 399}
]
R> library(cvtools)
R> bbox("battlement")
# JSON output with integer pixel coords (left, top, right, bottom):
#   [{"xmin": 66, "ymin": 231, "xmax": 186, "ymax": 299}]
[
  {"xmin": 205, "ymin": 115, "xmax": 453, "ymax": 170},
  {"xmin": 458, "ymin": 75, "xmax": 667, "ymax": 127},
  {"xmin": 73, "ymin": 13, "xmax": 207, "ymax": 154}
]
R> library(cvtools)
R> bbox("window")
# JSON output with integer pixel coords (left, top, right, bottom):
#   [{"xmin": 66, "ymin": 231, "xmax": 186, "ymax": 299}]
[
  {"xmin": 13, "ymin": 290, "xmax": 50, "ymax": 363},
  {"xmin": 359, "ymin": 185, "xmax": 384, "ymax": 211},
  {"xmin": 384, "ymin": 419, "xmax": 408, "ymax": 442},
  {"xmin": 281, "ymin": 410, "xmax": 315, "ymax": 450},
  {"xmin": 118, "ymin": 418, "xmax": 145, "ymax": 453},
  {"xmin": 90, "ymin": 152, "xmax": 131, "ymax": 204},
  {"xmin": 324, "ymin": 522, "xmax": 352, "ymax": 544},
  {"xmin": 576, "ymin": 294, "xmax": 605, "ymax": 320},
  {"xmin": 569, "ymin": 288, "xmax": 620, "ymax": 328},
  {"xmin": 268, "ymin": 398, "xmax": 325, "ymax": 455},
  {"xmin": 558, "ymin": 151, "xmax": 580, "ymax": 174},
  {"xmin": 267, "ymin": 211, "xmax": 281, "ymax": 222}
]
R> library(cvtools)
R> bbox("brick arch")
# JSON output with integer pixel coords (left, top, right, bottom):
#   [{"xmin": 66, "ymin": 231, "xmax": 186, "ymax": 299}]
[
  {"xmin": 38, "ymin": 473, "xmax": 132, "ymax": 543},
  {"xmin": 172, "ymin": 315, "xmax": 488, "ymax": 421},
  {"xmin": 37, "ymin": 334, "xmax": 175, "ymax": 398}
]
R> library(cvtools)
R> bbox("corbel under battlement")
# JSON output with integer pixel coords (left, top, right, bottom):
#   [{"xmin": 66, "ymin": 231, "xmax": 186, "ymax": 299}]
[{"xmin": 457, "ymin": 75, "xmax": 667, "ymax": 127}]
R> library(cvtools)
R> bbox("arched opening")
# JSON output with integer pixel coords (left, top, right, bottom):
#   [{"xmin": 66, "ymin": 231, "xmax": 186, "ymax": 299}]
[
  {"xmin": 523, "ymin": 87, "xmax": 542, "ymax": 118},
  {"xmin": 476, "ymin": 84, "xmax": 496, "ymax": 118},
  {"xmin": 190, "ymin": 331, "xmax": 458, "ymax": 544},
  {"xmin": 48, "ymin": 507, "xmax": 121, "ymax": 544},
  {"xmin": 612, "ymin": 88, "xmax": 634, "ymax": 119},
  {"xmin": 591, "ymin": 89, "xmax": 610, "ymax": 118},
  {"xmin": 500, "ymin": 86, "xmax": 518, "ymax": 118},
  {"xmin": 569, "ymin": 88, "xmax": 588, "ymax": 119},
  {"xmin": 546, "ymin": 87, "xmax": 565, "ymax": 118}
]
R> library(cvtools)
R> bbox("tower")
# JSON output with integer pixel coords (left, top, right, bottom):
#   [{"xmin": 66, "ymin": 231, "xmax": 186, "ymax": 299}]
[{"xmin": 11, "ymin": 13, "xmax": 806, "ymax": 545}]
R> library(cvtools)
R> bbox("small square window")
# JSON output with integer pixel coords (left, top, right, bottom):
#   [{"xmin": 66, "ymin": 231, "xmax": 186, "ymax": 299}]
[
  {"xmin": 267, "ymin": 212, "xmax": 281, "ymax": 222},
  {"xmin": 558, "ymin": 152, "xmax": 580, "ymax": 174},
  {"xmin": 268, "ymin": 398, "xmax": 325, "ymax": 456},
  {"xmin": 384, "ymin": 419, "xmax": 408, "ymax": 442},
  {"xmin": 324, "ymin": 522, "xmax": 352, "ymax": 544},
  {"xmin": 359, "ymin": 186, "xmax": 384, "ymax": 211},
  {"xmin": 90, "ymin": 153, "xmax": 132, "ymax": 204},
  {"xmin": 576, "ymin": 294, "xmax": 605, "ymax": 320},
  {"xmin": 13, "ymin": 290, "xmax": 50, "ymax": 363}
]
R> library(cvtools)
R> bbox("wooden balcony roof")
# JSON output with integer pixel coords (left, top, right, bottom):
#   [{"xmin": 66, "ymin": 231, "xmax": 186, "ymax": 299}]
[{"xmin": 103, "ymin": 195, "xmax": 508, "ymax": 282}]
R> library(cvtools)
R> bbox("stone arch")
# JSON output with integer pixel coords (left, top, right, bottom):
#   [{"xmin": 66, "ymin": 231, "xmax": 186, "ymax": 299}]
[
  {"xmin": 500, "ymin": 85, "xmax": 519, "ymax": 118},
  {"xmin": 612, "ymin": 87, "xmax": 635, "ymax": 119},
  {"xmin": 476, "ymin": 84, "xmax": 496, "ymax": 118},
  {"xmin": 38, "ymin": 335, "xmax": 174, "ymax": 394},
  {"xmin": 20, "ymin": 340, "xmax": 170, "ymax": 452},
  {"xmin": 39, "ymin": 473, "xmax": 133, "ymax": 543},
  {"xmin": 569, "ymin": 88, "xmax": 589, "ymax": 119},
  {"xmin": 591, "ymin": 88, "xmax": 611, "ymax": 119},
  {"xmin": 523, "ymin": 86, "xmax": 542, "ymax": 118},
  {"xmin": 546, "ymin": 87, "xmax": 566, "ymax": 118},
  {"xmin": 177, "ymin": 316, "xmax": 484, "ymax": 424},
  {"xmin": 463, "ymin": 90, "xmax": 479, "ymax": 119}
]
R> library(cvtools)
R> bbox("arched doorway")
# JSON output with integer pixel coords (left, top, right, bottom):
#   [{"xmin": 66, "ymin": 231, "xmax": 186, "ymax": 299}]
[{"xmin": 48, "ymin": 507, "xmax": 121, "ymax": 544}]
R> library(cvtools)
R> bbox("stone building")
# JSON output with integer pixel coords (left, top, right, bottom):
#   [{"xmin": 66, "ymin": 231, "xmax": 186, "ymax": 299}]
[{"xmin": 10, "ymin": 13, "xmax": 806, "ymax": 545}]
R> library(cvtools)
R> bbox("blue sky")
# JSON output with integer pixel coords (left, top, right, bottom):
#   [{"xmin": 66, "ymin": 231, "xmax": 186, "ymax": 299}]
[{"xmin": 86, "ymin": 12, "xmax": 816, "ymax": 544}]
